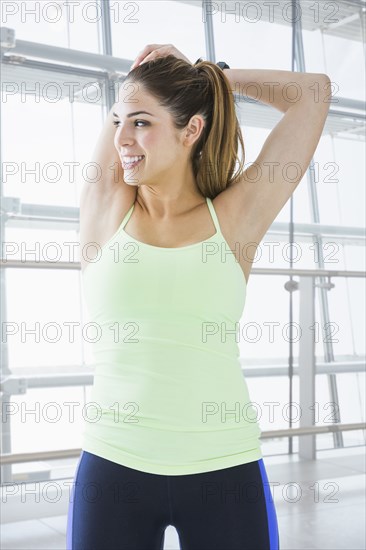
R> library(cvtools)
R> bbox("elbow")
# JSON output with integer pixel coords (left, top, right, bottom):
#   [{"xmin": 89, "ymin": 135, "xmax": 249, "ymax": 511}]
[
  {"xmin": 303, "ymin": 72, "xmax": 331, "ymax": 94},
  {"xmin": 314, "ymin": 73, "xmax": 332, "ymax": 103},
  {"xmin": 314, "ymin": 73, "xmax": 331, "ymax": 88},
  {"xmin": 311, "ymin": 72, "xmax": 331, "ymax": 83},
  {"xmin": 321, "ymin": 74, "xmax": 332, "ymax": 103}
]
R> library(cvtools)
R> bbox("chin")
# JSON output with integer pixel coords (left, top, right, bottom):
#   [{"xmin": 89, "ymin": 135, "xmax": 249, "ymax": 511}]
[{"xmin": 124, "ymin": 180, "xmax": 140, "ymax": 187}]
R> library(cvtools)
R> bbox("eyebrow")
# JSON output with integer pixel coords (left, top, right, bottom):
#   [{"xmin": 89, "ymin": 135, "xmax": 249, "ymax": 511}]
[{"xmin": 112, "ymin": 111, "xmax": 155, "ymax": 118}]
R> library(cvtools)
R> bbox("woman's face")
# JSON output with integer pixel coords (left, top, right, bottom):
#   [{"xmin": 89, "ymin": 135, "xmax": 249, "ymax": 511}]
[{"xmin": 113, "ymin": 82, "xmax": 204, "ymax": 188}]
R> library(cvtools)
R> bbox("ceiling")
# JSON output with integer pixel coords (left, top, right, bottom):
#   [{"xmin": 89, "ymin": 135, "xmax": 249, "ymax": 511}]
[{"xmin": 179, "ymin": 0, "xmax": 366, "ymax": 42}]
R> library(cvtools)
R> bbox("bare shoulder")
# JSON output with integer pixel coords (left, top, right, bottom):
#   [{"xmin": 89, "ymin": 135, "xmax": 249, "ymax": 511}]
[{"xmin": 79, "ymin": 182, "xmax": 137, "ymax": 273}]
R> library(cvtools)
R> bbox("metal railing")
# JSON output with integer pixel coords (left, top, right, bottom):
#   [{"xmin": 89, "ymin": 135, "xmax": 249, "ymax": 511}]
[{"xmin": 1, "ymin": 421, "xmax": 365, "ymax": 465}]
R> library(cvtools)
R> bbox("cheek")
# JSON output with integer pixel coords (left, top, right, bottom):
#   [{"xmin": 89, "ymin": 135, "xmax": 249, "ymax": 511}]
[
  {"xmin": 140, "ymin": 131, "xmax": 157, "ymax": 152},
  {"xmin": 143, "ymin": 131, "xmax": 178, "ymax": 159}
]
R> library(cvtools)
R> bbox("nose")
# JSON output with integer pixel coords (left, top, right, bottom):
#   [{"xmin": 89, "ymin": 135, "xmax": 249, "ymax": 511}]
[
  {"xmin": 115, "ymin": 120, "xmax": 139, "ymax": 147},
  {"xmin": 115, "ymin": 124, "xmax": 135, "ymax": 148}
]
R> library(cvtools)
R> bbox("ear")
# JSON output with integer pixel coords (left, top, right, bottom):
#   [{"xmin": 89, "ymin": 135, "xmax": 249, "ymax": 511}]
[{"xmin": 183, "ymin": 114, "xmax": 205, "ymax": 148}]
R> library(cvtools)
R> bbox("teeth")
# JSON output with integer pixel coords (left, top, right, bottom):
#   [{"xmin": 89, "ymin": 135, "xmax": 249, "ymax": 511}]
[{"xmin": 123, "ymin": 155, "xmax": 144, "ymax": 163}]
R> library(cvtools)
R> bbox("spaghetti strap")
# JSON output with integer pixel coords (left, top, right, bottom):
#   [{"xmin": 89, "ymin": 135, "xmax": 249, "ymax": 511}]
[
  {"xmin": 206, "ymin": 197, "xmax": 222, "ymax": 234},
  {"xmin": 123, "ymin": 199, "xmax": 221, "ymax": 235},
  {"xmin": 122, "ymin": 201, "xmax": 135, "ymax": 229}
]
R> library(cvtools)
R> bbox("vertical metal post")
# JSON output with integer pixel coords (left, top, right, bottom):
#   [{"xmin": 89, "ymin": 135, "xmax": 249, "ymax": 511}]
[
  {"xmin": 100, "ymin": 0, "xmax": 112, "ymax": 56},
  {"xmin": 293, "ymin": 0, "xmax": 342, "ymax": 448},
  {"xmin": 0, "ymin": 90, "xmax": 13, "ymax": 484},
  {"xmin": 100, "ymin": 0, "xmax": 115, "ymax": 111},
  {"xmin": 202, "ymin": 0, "xmax": 216, "ymax": 62},
  {"xmin": 298, "ymin": 276, "xmax": 316, "ymax": 460}
]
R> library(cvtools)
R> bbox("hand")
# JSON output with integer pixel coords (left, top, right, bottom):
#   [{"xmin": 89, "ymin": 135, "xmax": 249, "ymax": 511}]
[{"xmin": 130, "ymin": 44, "xmax": 191, "ymax": 71}]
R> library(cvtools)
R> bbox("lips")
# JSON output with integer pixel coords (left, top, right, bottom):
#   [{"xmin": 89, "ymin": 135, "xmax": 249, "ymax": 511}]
[{"xmin": 122, "ymin": 157, "xmax": 145, "ymax": 169}]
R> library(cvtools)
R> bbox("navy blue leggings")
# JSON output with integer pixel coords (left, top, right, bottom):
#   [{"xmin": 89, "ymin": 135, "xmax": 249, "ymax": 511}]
[{"xmin": 67, "ymin": 450, "xmax": 280, "ymax": 550}]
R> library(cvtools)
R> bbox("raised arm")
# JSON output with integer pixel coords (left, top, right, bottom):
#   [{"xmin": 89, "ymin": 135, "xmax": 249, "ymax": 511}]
[
  {"xmin": 220, "ymin": 68, "xmax": 331, "ymax": 250},
  {"xmin": 79, "ymin": 101, "xmax": 138, "ymax": 269},
  {"xmin": 81, "ymin": 103, "xmax": 137, "ymax": 202}
]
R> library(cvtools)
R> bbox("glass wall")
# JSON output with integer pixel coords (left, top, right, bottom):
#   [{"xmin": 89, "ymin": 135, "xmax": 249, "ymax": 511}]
[
  {"xmin": 1, "ymin": 0, "xmax": 365, "ymax": 501},
  {"xmin": 1, "ymin": 0, "xmax": 102, "ymax": 52}
]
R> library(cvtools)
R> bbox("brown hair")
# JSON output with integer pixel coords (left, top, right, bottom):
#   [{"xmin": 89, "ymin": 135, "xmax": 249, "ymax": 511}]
[{"xmin": 122, "ymin": 54, "xmax": 245, "ymax": 200}]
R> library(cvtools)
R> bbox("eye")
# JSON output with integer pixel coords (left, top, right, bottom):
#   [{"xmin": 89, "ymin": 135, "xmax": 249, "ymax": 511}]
[{"xmin": 112, "ymin": 120, "xmax": 148, "ymax": 127}]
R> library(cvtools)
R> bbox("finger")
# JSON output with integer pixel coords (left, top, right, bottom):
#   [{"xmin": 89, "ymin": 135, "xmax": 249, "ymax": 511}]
[
  {"xmin": 130, "ymin": 44, "xmax": 165, "ymax": 70},
  {"xmin": 130, "ymin": 47, "xmax": 152, "ymax": 70},
  {"xmin": 130, "ymin": 51, "xmax": 152, "ymax": 70},
  {"xmin": 138, "ymin": 50, "xmax": 160, "ymax": 67},
  {"xmin": 132, "ymin": 55, "xmax": 154, "ymax": 69},
  {"xmin": 130, "ymin": 44, "xmax": 172, "ymax": 70}
]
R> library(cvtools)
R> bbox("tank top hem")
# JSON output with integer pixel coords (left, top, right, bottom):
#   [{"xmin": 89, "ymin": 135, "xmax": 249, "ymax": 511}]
[{"xmin": 81, "ymin": 440, "xmax": 263, "ymax": 476}]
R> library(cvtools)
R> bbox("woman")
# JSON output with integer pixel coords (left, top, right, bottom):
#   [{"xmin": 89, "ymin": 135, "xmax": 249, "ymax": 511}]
[{"xmin": 67, "ymin": 44, "xmax": 330, "ymax": 549}]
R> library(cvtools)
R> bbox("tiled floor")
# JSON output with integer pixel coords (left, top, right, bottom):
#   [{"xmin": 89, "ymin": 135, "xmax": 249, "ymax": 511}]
[{"xmin": 1, "ymin": 449, "xmax": 365, "ymax": 550}]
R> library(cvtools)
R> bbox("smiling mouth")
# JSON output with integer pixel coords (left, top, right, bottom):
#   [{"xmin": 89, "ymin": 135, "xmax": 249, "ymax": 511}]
[{"xmin": 122, "ymin": 157, "xmax": 145, "ymax": 169}]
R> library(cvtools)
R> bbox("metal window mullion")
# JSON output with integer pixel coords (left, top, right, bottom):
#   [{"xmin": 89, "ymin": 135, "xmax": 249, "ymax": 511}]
[
  {"xmin": 1, "ymin": 56, "xmax": 108, "ymax": 81},
  {"xmin": 100, "ymin": 0, "xmax": 112, "ymax": 57},
  {"xmin": 202, "ymin": 0, "xmax": 216, "ymax": 62},
  {"xmin": 0, "ymin": 98, "xmax": 12, "ymax": 485},
  {"xmin": 2, "ymin": 38, "xmax": 130, "ymax": 74},
  {"xmin": 100, "ymin": 0, "xmax": 116, "ymax": 111},
  {"xmin": 295, "ymin": 2, "xmax": 343, "ymax": 448},
  {"xmin": 298, "ymin": 276, "xmax": 316, "ymax": 459}
]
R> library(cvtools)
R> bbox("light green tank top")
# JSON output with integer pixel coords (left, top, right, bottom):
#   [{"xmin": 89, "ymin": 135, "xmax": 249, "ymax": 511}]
[{"xmin": 81, "ymin": 197, "xmax": 262, "ymax": 475}]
